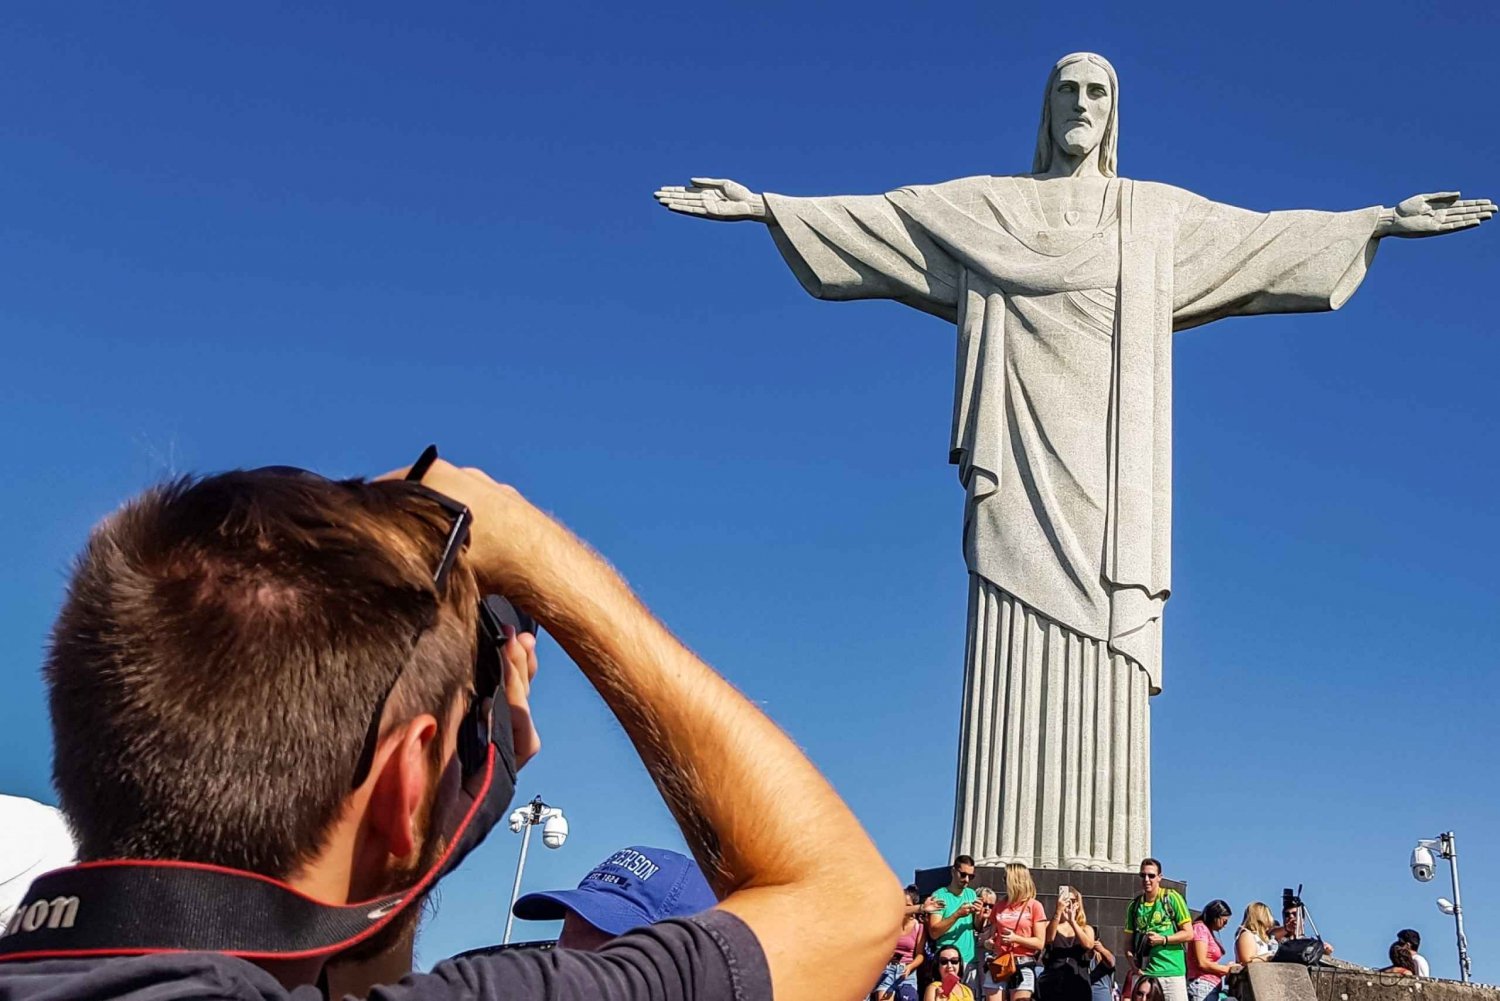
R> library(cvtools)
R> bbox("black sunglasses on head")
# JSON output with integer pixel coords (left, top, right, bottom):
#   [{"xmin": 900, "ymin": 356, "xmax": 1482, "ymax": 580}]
[
  {"xmin": 388, "ymin": 446, "xmax": 537, "ymax": 790},
  {"xmin": 255, "ymin": 445, "xmax": 533, "ymax": 789}
]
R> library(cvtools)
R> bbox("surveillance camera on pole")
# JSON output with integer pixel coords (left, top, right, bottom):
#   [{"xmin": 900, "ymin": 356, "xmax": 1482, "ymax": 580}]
[
  {"xmin": 1410, "ymin": 844, "xmax": 1436, "ymax": 883},
  {"xmin": 1409, "ymin": 832, "xmax": 1472, "ymax": 982},
  {"xmin": 503, "ymin": 796, "xmax": 569, "ymax": 944},
  {"xmin": 542, "ymin": 811, "xmax": 569, "ymax": 849}
]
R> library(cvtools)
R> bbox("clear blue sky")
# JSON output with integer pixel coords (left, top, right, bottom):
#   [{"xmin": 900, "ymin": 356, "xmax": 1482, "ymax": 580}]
[{"xmin": 2, "ymin": 0, "xmax": 1496, "ymax": 981}]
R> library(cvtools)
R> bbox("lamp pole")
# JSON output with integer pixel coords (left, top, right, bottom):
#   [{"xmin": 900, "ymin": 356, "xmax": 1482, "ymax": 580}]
[
  {"xmin": 1440, "ymin": 832, "xmax": 1472, "ymax": 983},
  {"xmin": 502, "ymin": 796, "xmax": 568, "ymax": 945},
  {"xmin": 503, "ymin": 799, "xmax": 541, "ymax": 945}
]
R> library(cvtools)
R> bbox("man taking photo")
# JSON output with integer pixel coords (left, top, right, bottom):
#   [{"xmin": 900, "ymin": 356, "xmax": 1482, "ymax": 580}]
[
  {"xmin": 926, "ymin": 856, "xmax": 984, "ymax": 990},
  {"xmin": 0, "ymin": 453, "xmax": 903, "ymax": 1000}
]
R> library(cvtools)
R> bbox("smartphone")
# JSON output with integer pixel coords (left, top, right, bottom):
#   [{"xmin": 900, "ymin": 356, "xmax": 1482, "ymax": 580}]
[{"xmin": 1058, "ymin": 885, "xmax": 1074, "ymax": 905}]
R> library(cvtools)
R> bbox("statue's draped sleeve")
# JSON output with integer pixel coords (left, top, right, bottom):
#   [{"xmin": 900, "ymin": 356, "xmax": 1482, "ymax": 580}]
[
  {"xmin": 1166, "ymin": 190, "xmax": 1383, "ymax": 329},
  {"xmin": 762, "ymin": 192, "xmax": 961, "ymax": 322},
  {"xmin": 1105, "ymin": 183, "xmax": 1384, "ymax": 680}
]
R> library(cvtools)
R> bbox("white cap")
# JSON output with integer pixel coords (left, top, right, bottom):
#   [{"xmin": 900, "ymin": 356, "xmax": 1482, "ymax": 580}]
[{"xmin": 0, "ymin": 794, "xmax": 76, "ymax": 925}]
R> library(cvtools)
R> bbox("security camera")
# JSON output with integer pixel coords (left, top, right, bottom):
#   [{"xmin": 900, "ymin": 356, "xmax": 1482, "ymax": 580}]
[
  {"xmin": 541, "ymin": 812, "xmax": 569, "ymax": 849},
  {"xmin": 1410, "ymin": 845, "xmax": 1435, "ymax": 883}
]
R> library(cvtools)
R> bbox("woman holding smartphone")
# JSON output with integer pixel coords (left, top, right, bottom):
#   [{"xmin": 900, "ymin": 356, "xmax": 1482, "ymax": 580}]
[
  {"xmin": 929, "ymin": 946, "xmax": 977, "ymax": 1001},
  {"xmin": 983, "ymin": 863, "xmax": 1048, "ymax": 1001},
  {"xmin": 1185, "ymin": 899, "xmax": 1239, "ymax": 1001},
  {"xmin": 1037, "ymin": 886, "xmax": 1096, "ymax": 1001}
]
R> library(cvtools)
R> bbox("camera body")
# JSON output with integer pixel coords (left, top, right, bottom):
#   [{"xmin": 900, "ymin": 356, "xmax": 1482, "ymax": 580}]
[{"xmin": 1410, "ymin": 846, "xmax": 1436, "ymax": 882}]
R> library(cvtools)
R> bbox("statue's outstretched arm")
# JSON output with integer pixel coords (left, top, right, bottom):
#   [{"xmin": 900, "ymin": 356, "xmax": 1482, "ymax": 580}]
[
  {"xmin": 1378, "ymin": 192, "xmax": 1495, "ymax": 238},
  {"xmin": 654, "ymin": 178, "xmax": 771, "ymax": 222}
]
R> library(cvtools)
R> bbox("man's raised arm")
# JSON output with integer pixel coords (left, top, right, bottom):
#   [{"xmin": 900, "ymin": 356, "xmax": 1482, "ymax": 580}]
[{"xmin": 421, "ymin": 461, "xmax": 903, "ymax": 1001}]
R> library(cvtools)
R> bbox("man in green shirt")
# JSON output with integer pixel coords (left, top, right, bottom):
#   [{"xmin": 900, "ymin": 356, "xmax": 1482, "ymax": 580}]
[
  {"xmin": 1124, "ymin": 857, "xmax": 1193, "ymax": 1001},
  {"xmin": 926, "ymin": 855, "xmax": 983, "ymax": 989}
]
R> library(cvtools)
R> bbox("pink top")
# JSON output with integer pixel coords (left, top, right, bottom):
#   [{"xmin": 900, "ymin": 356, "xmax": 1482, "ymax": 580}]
[
  {"xmin": 894, "ymin": 919, "xmax": 921, "ymax": 963},
  {"xmin": 1187, "ymin": 920, "xmax": 1225, "ymax": 985},
  {"xmin": 991, "ymin": 899, "xmax": 1047, "ymax": 958}
]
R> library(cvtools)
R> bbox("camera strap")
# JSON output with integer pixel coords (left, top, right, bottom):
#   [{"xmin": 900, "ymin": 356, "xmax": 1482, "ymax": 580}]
[
  {"xmin": 0, "ymin": 448, "xmax": 528, "ymax": 964},
  {"xmin": 0, "ymin": 701, "xmax": 518, "ymax": 963}
]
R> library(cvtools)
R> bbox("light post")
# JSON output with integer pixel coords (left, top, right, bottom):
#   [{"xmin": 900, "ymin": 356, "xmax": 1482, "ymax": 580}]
[
  {"xmin": 503, "ymin": 796, "xmax": 568, "ymax": 944},
  {"xmin": 1410, "ymin": 831, "xmax": 1471, "ymax": 982}
]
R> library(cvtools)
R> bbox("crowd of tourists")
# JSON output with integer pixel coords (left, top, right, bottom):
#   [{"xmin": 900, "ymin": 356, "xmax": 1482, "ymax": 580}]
[{"xmin": 873, "ymin": 856, "xmax": 1435, "ymax": 1001}]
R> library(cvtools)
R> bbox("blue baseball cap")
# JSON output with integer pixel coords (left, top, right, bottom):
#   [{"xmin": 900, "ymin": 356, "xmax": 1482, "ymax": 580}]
[{"xmin": 512, "ymin": 846, "xmax": 716, "ymax": 935}]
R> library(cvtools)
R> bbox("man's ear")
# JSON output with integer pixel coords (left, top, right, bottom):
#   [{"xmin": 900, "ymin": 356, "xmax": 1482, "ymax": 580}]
[{"xmin": 366, "ymin": 713, "xmax": 441, "ymax": 860}]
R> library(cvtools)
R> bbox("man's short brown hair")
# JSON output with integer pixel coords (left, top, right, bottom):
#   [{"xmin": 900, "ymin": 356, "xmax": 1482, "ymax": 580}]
[{"xmin": 46, "ymin": 469, "xmax": 479, "ymax": 878}]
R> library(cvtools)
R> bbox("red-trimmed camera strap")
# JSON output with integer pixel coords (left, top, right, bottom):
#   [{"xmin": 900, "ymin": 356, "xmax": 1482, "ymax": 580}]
[{"xmin": 0, "ymin": 744, "xmax": 505, "ymax": 963}]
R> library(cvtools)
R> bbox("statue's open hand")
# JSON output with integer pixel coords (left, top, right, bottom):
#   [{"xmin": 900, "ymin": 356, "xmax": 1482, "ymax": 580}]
[
  {"xmin": 654, "ymin": 177, "xmax": 767, "ymax": 222},
  {"xmin": 1387, "ymin": 191, "xmax": 1495, "ymax": 237}
]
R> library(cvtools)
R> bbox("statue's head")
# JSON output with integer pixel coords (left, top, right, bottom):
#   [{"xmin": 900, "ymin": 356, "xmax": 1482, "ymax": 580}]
[{"xmin": 1032, "ymin": 52, "xmax": 1118, "ymax": 177}]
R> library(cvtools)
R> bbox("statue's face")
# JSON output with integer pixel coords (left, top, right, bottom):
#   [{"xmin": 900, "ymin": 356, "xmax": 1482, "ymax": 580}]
[{"xmin": 1048, "ymin": 60, "xmax": 1112, "ymax": 160}]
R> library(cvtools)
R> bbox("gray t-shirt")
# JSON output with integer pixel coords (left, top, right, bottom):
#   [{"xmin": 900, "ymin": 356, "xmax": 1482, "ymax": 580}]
[{"xmin": 0, "ymin": 910, "xmax": 767, "ymax": 1001}]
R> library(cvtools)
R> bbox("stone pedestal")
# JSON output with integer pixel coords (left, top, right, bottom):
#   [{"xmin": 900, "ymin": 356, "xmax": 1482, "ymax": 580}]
[{"xmin": 915, "ymin": 864, "xmax": 1187, "ymax": 984}]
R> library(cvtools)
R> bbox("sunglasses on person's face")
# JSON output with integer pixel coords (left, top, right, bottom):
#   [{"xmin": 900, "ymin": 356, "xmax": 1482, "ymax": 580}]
[
  {"xmin": 940, "ymin": 958, "xmax": 962, "ymax": 966},
  {"xmin": 1139, "ymin": 872, "xmax": 1160, "ymax": 881},
  {"xmin": 957, "ymin": 870, "xmax": 975, "ymax": 881}
]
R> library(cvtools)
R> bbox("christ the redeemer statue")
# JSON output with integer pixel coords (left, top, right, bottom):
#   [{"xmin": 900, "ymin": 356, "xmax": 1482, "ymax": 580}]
[{"xmin": 654, "ymin": 52, "xmax": 1493, "ymax": 871}]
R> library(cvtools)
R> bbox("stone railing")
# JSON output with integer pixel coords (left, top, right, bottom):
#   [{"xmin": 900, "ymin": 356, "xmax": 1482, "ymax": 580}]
[{"xmin": 1233, "ymin": 961, "xmax": 1499, "ymax": 1001}]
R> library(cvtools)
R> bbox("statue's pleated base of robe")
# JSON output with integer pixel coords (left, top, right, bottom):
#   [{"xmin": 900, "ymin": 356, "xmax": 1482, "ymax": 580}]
[
  {"xmin": 959, "ymin": 579, "xmax": 1151, "ymax": 870},
  {"xmin": 764, "ymin": 175, "xmax": 1380, "ymax": 869}
]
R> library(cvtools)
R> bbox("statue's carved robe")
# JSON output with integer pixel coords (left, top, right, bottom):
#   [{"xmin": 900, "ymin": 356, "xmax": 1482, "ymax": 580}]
[{"xmin": 764, "ymin": 176, "xmax": 1380, "ymax": 868}]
